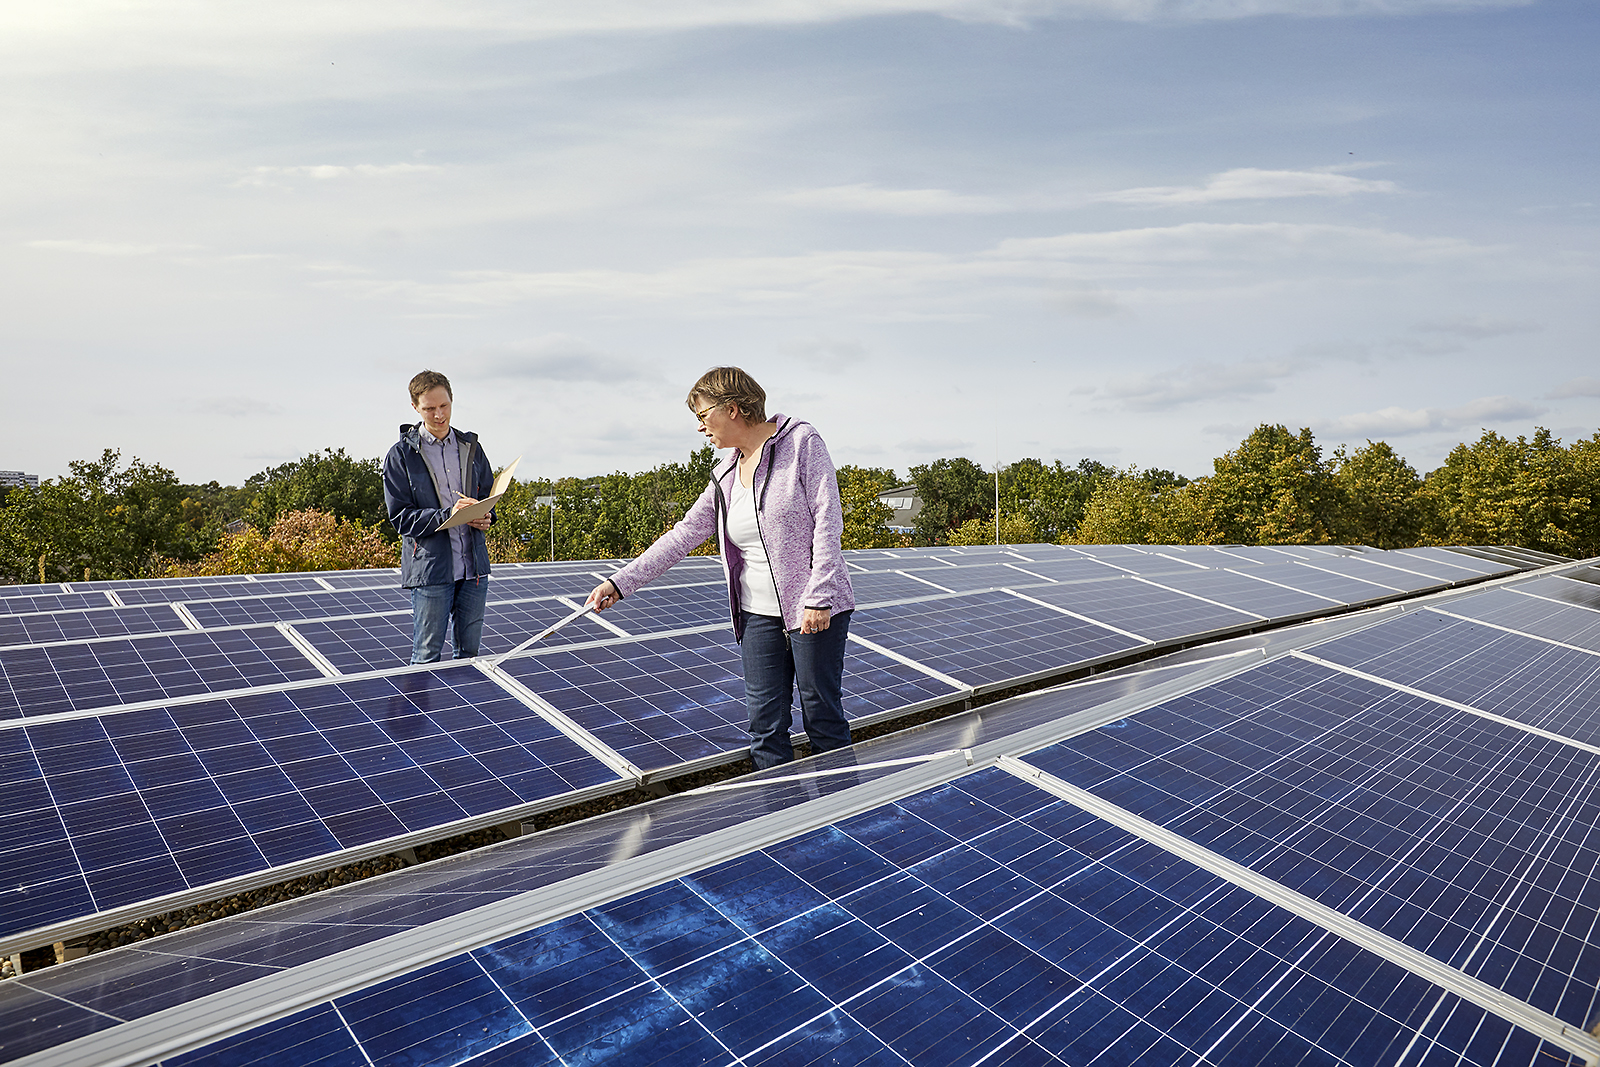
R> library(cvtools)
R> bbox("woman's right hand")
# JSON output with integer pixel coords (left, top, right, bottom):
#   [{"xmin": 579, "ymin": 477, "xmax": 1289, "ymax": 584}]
[{"xmin": 586, "ymin": 579, "xmax": 620, "ymax": 612}]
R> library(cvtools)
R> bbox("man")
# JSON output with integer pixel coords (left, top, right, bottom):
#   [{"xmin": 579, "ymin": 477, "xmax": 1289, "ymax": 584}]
[{"xmin": 382, "ymin": 370, "xmax": 495, "ymax": 663}]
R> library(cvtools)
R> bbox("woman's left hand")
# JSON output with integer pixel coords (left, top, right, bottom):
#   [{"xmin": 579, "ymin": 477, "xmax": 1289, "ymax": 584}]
[{"xmin": 799, "ymin": 607, "xmax": 831, "ymax": 635}]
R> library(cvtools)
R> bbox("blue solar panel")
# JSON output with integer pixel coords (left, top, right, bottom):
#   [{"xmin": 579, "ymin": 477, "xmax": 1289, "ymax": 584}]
[
  {"xmin": 998, "ymin": 556, "xmax": 1140, "ymax": 584},
  {"xmin": 0, "ymin": 591, "xmax": 117, "ymax": 616},
  {"xmin": 851, "ymin": 590, "xmax": 1146, "ymax": 689},
  {"xmin": 112, "ymin": 577, "xmax": 332, "ymax": 605},
  {"xmin": 1306, "ymin": 609, "xmax": 1600, "ymax": 746},
  {"xmin": 0, "ymin": 667, "xmax": 623, "ymax": 944},
  {"xmin": 1512, "ymin": 574, "xmax": 1600, "ymax": 612},
  {"xmin": 845, "ymin": 570, "xmax": 955, "ymax": 604},
  {"xmin": 1241, "ymin": 559, "xmax": 1401, "ymax": 603},
  {"xmin": 162, "ymin": 766, "xmax": 1559, "ymax": 1067},
  {"xmin": 594, "ymin": 582, "xmax": 730, "ymax": 634},
  {"xmin": 1023, "ymin": 655, "xmax": 1600, "ymax": 1028},
  {"xmin": 1140, "ymin": 568, "xmax": 1337, "ymax": 619},
  {"xmin": 1023, "ymin": 578, "xmax": 1260, "ymax": 643},
  {"xmin": 1296, "ymin": 555, "xmax": 1445, "ymax": 593},
  {"xmin": 0, "ymin": 604, "xmax": 186, "ymax": 648},
  {"xmin": 290, "ymin": 602, "xmax": 620, "ymax": 675},
  {"xmin": 885, "ymin": 562, "xmax": 1060, "ymax": 594},
  {"xmin": 496, "ymin": 631, "xmax": 749, "ymax": 771},
  {"xmin": 0, "ymin": 628, "xmax": 327, "ymax": 719},
  {"xmin": 1438, "ymin": 587, "xmax": 1600, "ymax": 653},
  {"xmin": 180, "ymin": 587, "xmax": 413, "ymax": 628},
  {"xmin": 1396, "ymin": 547, "xmax": 1515, "ymax": 578}
]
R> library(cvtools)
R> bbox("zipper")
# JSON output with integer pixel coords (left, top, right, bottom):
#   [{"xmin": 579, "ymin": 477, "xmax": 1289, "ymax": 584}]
[{"xmin": 748, "ymin": 424, "xmax": 787, "ymax": 628}]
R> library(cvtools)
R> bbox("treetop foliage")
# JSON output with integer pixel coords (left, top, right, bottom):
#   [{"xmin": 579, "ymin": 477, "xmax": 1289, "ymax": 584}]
[{"xmin": 3, "ymin": 424, "xmax": 1596, "ymax": 584}]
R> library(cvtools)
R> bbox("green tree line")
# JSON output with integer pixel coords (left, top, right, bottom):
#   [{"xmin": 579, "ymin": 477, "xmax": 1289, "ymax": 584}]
[{"xmin": 3, "ymin": 423, "xmax": 1596, "ymax": 583}]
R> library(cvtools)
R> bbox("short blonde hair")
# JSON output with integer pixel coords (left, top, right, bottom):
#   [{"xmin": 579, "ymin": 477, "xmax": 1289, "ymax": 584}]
[{"xmin": 687, "ymin": 366, "xmax": 767, "ymax": 424}]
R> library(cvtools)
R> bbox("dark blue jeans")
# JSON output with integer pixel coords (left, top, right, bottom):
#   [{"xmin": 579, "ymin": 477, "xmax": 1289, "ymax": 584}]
[
  {"xmin": 410, "ymin": 576, "xmax": 489, "ymax": 664},
  {"xmin": 740, "ymin": 610, "xmax": 853, "ymax": 770}
]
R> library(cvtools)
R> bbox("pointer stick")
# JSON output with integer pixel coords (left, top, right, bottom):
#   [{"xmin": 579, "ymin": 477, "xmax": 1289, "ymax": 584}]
[{"xmin": 492, "ymin": 603, "xmax": 595, "ymax": 663}]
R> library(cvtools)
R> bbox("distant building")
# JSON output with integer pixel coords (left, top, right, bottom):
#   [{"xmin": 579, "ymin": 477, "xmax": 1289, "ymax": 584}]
[
  {"xmin": 0, "ymin": 470, "xmax": 39, "ymax": 490},
  {"xmin": 876, "ymin": 484, "xmax": 921, "ymax": 534}
]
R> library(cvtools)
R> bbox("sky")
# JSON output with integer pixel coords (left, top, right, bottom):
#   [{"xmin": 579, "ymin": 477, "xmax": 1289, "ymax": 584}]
[{"xmin": 2, "ymin": 0, "xmax": 1595, "ymax": 486}]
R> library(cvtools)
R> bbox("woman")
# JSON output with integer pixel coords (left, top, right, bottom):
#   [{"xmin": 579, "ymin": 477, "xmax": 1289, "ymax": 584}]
[{"xmin": 586, "ymin": 367, "xmax": 856, "ymax": 770}]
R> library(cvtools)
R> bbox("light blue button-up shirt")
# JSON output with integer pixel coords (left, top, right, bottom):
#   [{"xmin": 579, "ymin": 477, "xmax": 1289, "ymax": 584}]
[{"xmin": 417, "ymin": 426, "xmax": 474, "ymax": 582}]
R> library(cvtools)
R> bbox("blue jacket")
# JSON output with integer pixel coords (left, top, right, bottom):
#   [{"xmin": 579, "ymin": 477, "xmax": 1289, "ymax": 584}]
[{"xmin": 383, "ymin": 423, "xmax": 495, "ymax": 588}]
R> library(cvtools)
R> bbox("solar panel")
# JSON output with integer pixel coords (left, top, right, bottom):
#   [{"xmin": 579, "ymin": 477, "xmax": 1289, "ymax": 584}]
[
  {"xmin": 288, "ymin": 601, "xmax": 619, "ymax": 675},
  {"xmin": 1293, "ymin": 555, "xmax": 1445, "ymax": 593},
  {"xmin": 1242, "ymin": 560, "xmax": 1401, "ymax": 603},
  {"xmin": 0, "ymin": 605, "xmax": 187, "ymax": 649},
  {"xmin": 1395, "ymin": 546, "xmax": 1516, "ymax": 578},
  {"xmin": 1022, "ymin": 577, "xmax": 1260, "ymax": 643},
  {"xmin": 179, "ymin": 587, "xmax": 413, "ymax": 628},
  {"xmin": 111, "ymin": 577, "xmax": 333, "ymax": 605},
  {"xmin": 1021, "ymin": 655, "xmax": 1600, "ymax": 1028},
  {"xmin": 0, "ymin": 591, "xmax": 119, "ymax": 616},
  {"xmin": 1304, "ymin": 609, "xmax": 1600, "ymax": 747},
  {"xmin": 153, "ymin": 765, "xmax": 1563, "ymax": 1067},
  {"xmin": 1, "ymin": 666, "xmax": 626, "ymax": 946},
  {"xmin": 590, "ymin": 581, "xmax": 729, "ymax": 634},
  {"xmin": 849, "ymin": 570, "xmax": 966, "ymax": 604},
  {"xmin": 884, "ymin": 562, "xmax": 1060, "ymax": 594},
  {"xmin": 1510, "ymin": 574, "xmax": 1600, "ymax": 612},
  {"xmin": 1438, "ymin": 586, "xmax": 1600, "ymax": 653},
  {"xmin": 1139, "ymin": 568, "xmax": 1337, "ymax": 619},
  {"xmin": 850, "ymin": 589, "xmax": 1146, "ymax": 689},
  {"xmin": 0, "ymin": 627, "xmax": 328, "ymax": 720}
]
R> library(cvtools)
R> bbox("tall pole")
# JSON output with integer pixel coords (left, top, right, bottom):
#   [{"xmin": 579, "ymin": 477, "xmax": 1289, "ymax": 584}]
[
  {"xmin": 550, "ymin": 500, "xmax": 555, "ymax": 562},
  {"xmin": 994, "ymin": 430, "xmax": 1000, "ymax": 546}
]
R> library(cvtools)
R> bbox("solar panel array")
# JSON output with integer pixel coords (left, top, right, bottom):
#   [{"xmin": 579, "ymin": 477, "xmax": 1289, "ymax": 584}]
[
  {"xmin": 0, "ymin": 541, "xmax": 1559, "ymax": 1067},
  {"xmin": 5, "ymin": 553, "xmax": 1594, "ymax": 1067},
  {"xmin": 0, "ymin": 544, "xmax": 1525, "ymax": 964}
]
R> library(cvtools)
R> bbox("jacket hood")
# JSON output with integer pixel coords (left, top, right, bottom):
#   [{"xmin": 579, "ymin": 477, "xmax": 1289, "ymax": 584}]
[{"xmin": 399, "ymin": 422, "xmax": 477, "ymax": 446}]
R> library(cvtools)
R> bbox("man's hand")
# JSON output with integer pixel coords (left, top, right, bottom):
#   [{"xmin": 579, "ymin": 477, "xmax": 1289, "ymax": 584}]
[{"xmin": 452, "ymin": 495, "xmax": 493, "ymax": 530}]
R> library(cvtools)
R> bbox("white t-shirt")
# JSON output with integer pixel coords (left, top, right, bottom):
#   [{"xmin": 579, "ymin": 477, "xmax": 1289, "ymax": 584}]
[{"xmin": 727, "ymin": 480, "xmax": 782, "ymax": 617}]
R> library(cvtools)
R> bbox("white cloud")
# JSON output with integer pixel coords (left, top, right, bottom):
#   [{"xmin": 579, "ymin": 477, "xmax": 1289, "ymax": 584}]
[
  {"xmin": 1099, "ymin": 358, "xmax": 1299, "ymax": 412},
  {"xmin": 236, "ymin": 164, "xmax": 438, "ymax": 188},
  {"xmin": 27, "ymin": 239, "xmax": 195, "ymax": 257},
  {"xmin": 776, "ymin": 336, "xmax": 869, "ymax": 372},
  {"xmin": 1327, "ymin": 395, "xmax": 1547, "ymax": 437},
  {"xmin": 1097, "ymin": 168, "xmax": 1399, "ymax": 206},
  {"xmin": 192, "ymin": 396, "xmax": 281, "ymax": 417},
  {"xmin": 992, "ymin": 222, "xmax": 1477, "ymax": 267},
  {"xmin": 471, "ymin": 335, "xmax": 656, "ymax": 384},
  {"xmin": 1546, "ymin": 378, "xmax": 1600, "ymax": 400},
  {"xmin": 770, "ymin": 183, "xmax": 1009, "ymax": 215},
  {"xmin": 1408, "ymin": 316, "xmax": 1542, "ymax": 340}
]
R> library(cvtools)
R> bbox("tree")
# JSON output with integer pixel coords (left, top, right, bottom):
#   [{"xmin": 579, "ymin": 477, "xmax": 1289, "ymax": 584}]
[
  {"xmin": 1203, "ymin": 424, "xmax": 1340, "ymax": 545},
  {"xmin": 1419, "ymin": 428, "xmax": 1594, "ymax": 555},
  {"xmin": 997, "ymin": 458, "xmax": 1119, "ymax": 544},
  {"xmin": 837, "ymin": 466, "xmax": 901, "ymax": 550},
  {"xmin": 243, "ymin": 448, "xmax": 389, "ymax": 538},
  {"xmin": 164, "ymin": 509, "xmax": 398, "ymax": 575},
  {"xmin": 909, "ymin": 457, "xmax": 992, "ymax": 545},
  {"xmin": 947, "ymin": 513, "xmax": 1039, "ymax": 546},
  {"xmin": 0, "ymin": 449, "xmax": 203, "ymax": 582},
  {"xmin": 1331, "ymin": 441, "xmax": 1422, "ymax": 549},
  {"xmin": 1071, "ymin": 470, "xmax": 1211, "ymax": 545}
]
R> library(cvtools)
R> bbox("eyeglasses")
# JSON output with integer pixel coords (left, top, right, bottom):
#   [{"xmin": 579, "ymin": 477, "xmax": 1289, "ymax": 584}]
[{"xmin": 694, "ymin": 403, "xmax": 718, "ymax": 424}]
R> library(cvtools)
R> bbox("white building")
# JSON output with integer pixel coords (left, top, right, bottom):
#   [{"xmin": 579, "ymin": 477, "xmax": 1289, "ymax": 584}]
[{"xmin": 0, "ymin": 470, "xmax": 38, "ymax": 490}]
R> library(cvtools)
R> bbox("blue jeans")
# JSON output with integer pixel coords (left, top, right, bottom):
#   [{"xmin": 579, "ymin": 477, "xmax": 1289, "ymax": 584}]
[
  {"xmin": 740, "ymin": 610, "xmax": 853, "ymax": 770},
  {"xmin": 410, "ymin": 576, "xmax": 489, "ymax": 664}
]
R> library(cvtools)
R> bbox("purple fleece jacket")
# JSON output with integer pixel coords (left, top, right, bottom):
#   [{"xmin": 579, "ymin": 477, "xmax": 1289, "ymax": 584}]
[{"xmin": 607, "ymin": 414, "xmax": 855, "ymax": 641}]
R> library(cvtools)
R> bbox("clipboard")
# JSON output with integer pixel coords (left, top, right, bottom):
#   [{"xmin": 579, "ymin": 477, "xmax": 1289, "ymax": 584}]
[{"xmin": 438, "ymin": 454, "xmax": 521, "ymax": 531}]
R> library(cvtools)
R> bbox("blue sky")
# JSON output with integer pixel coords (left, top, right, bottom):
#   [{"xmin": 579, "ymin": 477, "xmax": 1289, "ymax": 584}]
[{"xmin": 3, "ymin": 0, "xmax": 1595, "ymax": 485}]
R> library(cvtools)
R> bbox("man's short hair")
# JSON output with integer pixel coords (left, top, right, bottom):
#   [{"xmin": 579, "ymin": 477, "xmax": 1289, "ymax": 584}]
[
  {"xmin": 687, "ymin": 366, "xmax": 767, "ymax": 424},
  {"xmin": 409, "ymin": 370, "xmax": 452, "ymax": 405}
]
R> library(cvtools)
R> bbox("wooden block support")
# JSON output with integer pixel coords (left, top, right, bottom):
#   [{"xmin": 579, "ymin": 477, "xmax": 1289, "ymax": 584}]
[{"xmin": 54, "ymin": 940, "xmax": 89, "ymax": 964}]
